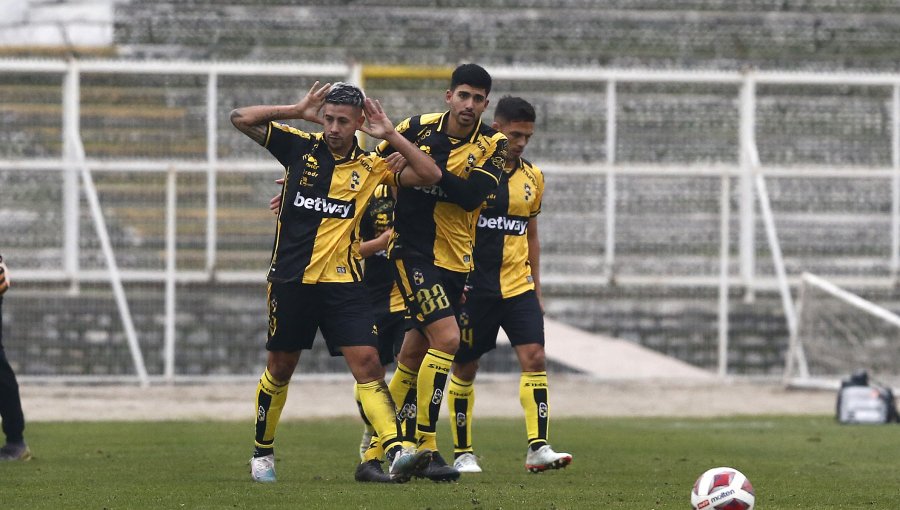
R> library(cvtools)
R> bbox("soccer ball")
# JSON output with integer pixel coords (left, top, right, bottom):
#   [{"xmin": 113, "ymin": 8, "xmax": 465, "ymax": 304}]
[{"xmin": 690, "ymin": 466, "xmax": 755, "ymax": 510}]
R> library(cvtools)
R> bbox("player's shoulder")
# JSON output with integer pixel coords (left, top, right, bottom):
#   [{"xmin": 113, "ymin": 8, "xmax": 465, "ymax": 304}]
[
  {"xmin": 475, "ymin": 122, "xmax": 508, "ymax": 149},
  {"xmin": 520, "ymin": 157, "xmax": 545, "ymax": 185},
  {"xmin": 520, "ymin": 157, "xmax": 543, "ymax": 176},
  {"xmin": 271, "ymin": 121, "xmax": 315, "ymax": 140},
  {"xmin": 419, "ymin": 112, "xmax": 445, "ymax": 126},
  {"xmin": 397, "ymin": 112, "xmax": 443, "ymax": 134}
]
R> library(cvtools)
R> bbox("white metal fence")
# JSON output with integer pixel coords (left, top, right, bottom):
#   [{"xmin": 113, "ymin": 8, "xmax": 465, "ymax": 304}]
[{"xmin": 2, "ymin": 59, "xmax": 899, "ymax": 382}]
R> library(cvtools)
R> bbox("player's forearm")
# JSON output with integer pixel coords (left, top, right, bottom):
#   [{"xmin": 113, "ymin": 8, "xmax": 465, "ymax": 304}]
[
  {"xmin": 383, "ymin": 131, "xmax": 441, "ymax": 186},
  {"xmin": 230, "ymin": 104, "xmax": 310, "ymax": 144},
  {"xmin": 359, "ymin": 233, "xmax": 389, "ymax": 258},
  {"xmin": 438, "ymin": 169, "xmax": 497, "ymax": 211},
  {"xmin": 230, "ymin": 104, "xmax": 296, "ymax": 144}
]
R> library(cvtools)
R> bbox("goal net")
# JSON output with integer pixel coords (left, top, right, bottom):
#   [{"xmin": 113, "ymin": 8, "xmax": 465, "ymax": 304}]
[{"xmin": 786, "ymin": 272, "xmax": 900, "ymax": 390}]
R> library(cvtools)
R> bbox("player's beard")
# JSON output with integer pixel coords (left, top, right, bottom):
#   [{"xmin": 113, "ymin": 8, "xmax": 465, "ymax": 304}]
[
  {"xmin": 325, "ymin": 135, "xmax": 349, "ymax": 156},
  {"xmin": 456, "ymin": 109, "xmax": 476, "ymax": 126}
]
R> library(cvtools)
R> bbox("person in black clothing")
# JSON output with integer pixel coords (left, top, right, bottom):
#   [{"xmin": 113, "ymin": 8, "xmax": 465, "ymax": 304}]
[{"xmin": 0, "ymin": 254, "xmax": 31, "ymax": 461}]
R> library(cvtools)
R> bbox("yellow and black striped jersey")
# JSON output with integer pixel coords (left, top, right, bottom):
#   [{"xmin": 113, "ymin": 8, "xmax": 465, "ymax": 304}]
[
  {"xmin": 358, "ymin": 184, "xmax": 406, "ymax": 313},
  {"xmin": 265, "ymin": 122, "xmax": 398, "ymax": 284},
  {"xmin": 377, "ymin": 112, "xmax": 507, "ymax": 273},
  {"xmin": 467, "ymin": 157, "xmax": 544, "ymax": 298}
]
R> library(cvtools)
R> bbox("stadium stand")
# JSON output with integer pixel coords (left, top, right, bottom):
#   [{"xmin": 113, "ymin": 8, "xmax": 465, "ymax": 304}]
[
  {"xmin": 3, "ymin": 0, "xmax": 900, "ymax": 377},
  {"xmin": 112, "ymin": 0, "xmax": 900, "ymax": 71}
]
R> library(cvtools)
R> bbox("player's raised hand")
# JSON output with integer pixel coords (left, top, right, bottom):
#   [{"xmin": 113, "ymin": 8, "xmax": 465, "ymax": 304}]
[
  {"xmin": 297, "ymin": 81, "xmax": 331, "ymax": 124},
  {"xmin": 360, "ymin": 98, "xmax": 395, "ymax": 140}
]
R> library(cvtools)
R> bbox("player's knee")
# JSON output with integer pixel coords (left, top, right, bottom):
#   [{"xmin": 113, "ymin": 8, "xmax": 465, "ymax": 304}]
[
  {"xmin": 518, "ymin": 345, "xmax": 546, "ymax": 372},
  {"xmin": 348, "ymin": 351, "xmax": 386, "ymax": 382},
  {"xmin": 398, "ymin": 336, "xmax": 429, "ymax": 367},
  {"xmin": 266, "ymin": 351, "xmax": 300, "ymax": 381},
  {"xmin": 453, "ymin": 360, "xmax": 479, "ymax": 381},
  {"xmin": 431, "ymin": 334, "xmax": 459, "ymax": 354}
]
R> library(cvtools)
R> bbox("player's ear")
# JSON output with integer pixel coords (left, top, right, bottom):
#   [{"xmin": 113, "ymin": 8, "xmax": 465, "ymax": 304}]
[
  {"xmin": 445, "ymin": 89, "xmax": 453, "ymax": 104},
  {"xmin": 355, "ymin": 111, "xmax": 366, "ymax": 129}
]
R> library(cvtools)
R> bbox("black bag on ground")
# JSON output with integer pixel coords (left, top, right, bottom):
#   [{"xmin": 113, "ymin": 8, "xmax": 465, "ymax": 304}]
[{"xmin": 836, "ymin": 370, "xmax": 899, "ymax": 424}]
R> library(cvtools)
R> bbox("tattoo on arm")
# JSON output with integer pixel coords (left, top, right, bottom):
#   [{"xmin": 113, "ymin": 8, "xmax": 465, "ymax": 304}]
[{"xmin": 230, "ymin": 109, "xmax": 270, "ymax": 146}]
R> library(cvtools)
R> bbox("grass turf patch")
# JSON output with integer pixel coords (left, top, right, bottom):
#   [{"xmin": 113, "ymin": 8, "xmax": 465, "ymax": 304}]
[{"xmin": 2, "ymin": 416, "xmax": 899, "ymax": 509}]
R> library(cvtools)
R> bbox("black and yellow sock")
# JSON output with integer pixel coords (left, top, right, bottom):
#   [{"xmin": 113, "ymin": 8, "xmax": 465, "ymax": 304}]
[
  {"xmin": 520, "ymin": 371, "xmax": 549, "ymax": 450},
  {"xmin": 448, "ymin": 374, "xmax": 475, "ymax": 457},
  {"xmin": 416, "ymin": 348, "xmax": 453, "ymax": 452},
  {"xmin": 354, "ymin": 383, "xmax": 381, "ymax": 461},
  {"xmin": 353, "ymin": 383, "xmax": 377, "ymax": 433},
  {"xmin": 388, "ymin": 361, "xmax": 418, "ymax": 442},
  {"xmin": 356, "ymin": 380, "xmax": 403, "ymax": 453},
  {"xmin": 254, "ymin": 368, "xmax": 289, "ymax": 456}
]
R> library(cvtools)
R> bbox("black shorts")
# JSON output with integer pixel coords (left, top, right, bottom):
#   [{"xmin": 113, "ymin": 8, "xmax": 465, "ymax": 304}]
[
  {"xmin": 266, "ymin": 281, "xmax": 377, "ymax": 355},
  {"xmin": 455, "ymin": 290, "xmax": 545, "ymax": 364},
  {"xmin": 375, "ymin": 310, "xmax": 405, "ymax": 366},
  {"xmin": 392, "ymin": 256, "xmax": 467, "ymax": 328}
]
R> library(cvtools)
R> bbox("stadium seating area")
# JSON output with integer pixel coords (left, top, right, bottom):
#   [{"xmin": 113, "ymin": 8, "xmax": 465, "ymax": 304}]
[
  {"xmin": 4, "ymin": 0, "xmax": 900, "ymax": 376},
  {"xmin": 113, "ymin": 0, "xmax": 900, "ymax": 71}
]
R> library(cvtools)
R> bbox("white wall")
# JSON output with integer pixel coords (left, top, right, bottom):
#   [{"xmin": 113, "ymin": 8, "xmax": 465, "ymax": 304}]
[{"xmin": 0, "ymin": 0, "xmax": 114, "ymax": 47}]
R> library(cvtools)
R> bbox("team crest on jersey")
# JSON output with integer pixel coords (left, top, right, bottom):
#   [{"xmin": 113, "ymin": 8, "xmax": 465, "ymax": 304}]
[
  {"xmin": 459, "ymin": 311, "xmax": 470, "ymax": 327},
  {"xmin": 524, "ymin": 183, "xmax": 532, "ymax": 201},
  {"xmin": 350, "ymin": 170, "xmax": 360, "ymax": 190},
  {"xmin": 413, "ymin": 269, "xmax": 424, "ymax": 285},
  {"xmin": 491, "ymin": 155, "xmax": 505, "ymax": 169},
  {"xmin": 303, "ymin": 154, "xmax": 319, "ymax": 170}
]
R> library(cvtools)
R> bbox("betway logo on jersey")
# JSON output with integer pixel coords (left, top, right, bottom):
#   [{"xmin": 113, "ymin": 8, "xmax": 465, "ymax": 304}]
[
  {"xmin": 413, "ymin": 184, "xmax": 448, "ymax": 199},
  {"xmin": 292, "ymin": 192, "xmax": 355, "ymax": 218},
  {"xmin": 477, "ymin": 214, "xmax": 528, "ymax": 235}
]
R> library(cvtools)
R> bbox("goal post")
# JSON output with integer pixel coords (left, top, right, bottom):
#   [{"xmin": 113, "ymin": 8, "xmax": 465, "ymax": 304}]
[{"xmin": 786, "ymin": 272, "xmax": 900, "ymax": 390}]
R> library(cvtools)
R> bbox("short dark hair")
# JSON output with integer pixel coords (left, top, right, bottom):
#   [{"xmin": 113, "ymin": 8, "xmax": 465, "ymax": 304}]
[
  {"xmin": 450, "ymin": 64, "xmax": 492, "ymax": 95},
  {"xmin": 493, "ymin": 96, "xmax": 536, "ymax": 123},
  {"xmin": 326, "ymin": 82, "xmax": 365, "ymax": 108}
]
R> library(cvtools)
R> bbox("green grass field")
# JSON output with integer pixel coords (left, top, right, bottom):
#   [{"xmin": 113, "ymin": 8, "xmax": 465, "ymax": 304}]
[{"xmin": 2, "ymin": 416, "xmax": 899, "ymax": 509}]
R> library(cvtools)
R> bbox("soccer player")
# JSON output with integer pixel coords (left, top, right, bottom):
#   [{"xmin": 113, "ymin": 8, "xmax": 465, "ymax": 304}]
[
  {"xmin": 0, "ymin": 254, "xmax": 32, "ymax": 462},
  {"xmin": 231, "ymin": 81, "xmax": 441, "ymax": 483},
  {"xmin": 446, "ymin": 97, "xmax": 572, "ymax": 473},
  {"xmin": 377, "ymin": 63, "xmax": 508, "ymax": 481},
  {"xmin": 265, "ymin": 163, "xmax": 407, "ymax": 483},
  {"xmin": 352, "ymin": 183, "xmax": 415, "ymax": 481}
]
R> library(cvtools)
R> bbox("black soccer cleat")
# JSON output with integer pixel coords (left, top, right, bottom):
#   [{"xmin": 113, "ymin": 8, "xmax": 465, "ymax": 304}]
[
  {"xmin": 416, "ymin": 451, "xmax": 460, "ymax": 482},
  {"xmin": 355, "ymin": 459, "xmax": 396, "ymax": 483}
]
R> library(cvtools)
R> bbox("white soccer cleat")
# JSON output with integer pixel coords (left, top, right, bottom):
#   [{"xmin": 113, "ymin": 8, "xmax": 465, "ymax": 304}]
[
  {"xmin": 525, "ymin": 445, "xmax": 572, "ymax": 473},
  {"xmin": 453, "ymin": 452, "xmax": 483, "ymax": 473},
  {"xmin": 250, "ymin": 454, "xmax": 276, "ymax": 483},
  {"xmin": 359, "ymin": 427, "xmax": 374, "ymax": 462},
  {"xmin": 388, "ymin": 447, "xmax": 432, "ymax": 483}
]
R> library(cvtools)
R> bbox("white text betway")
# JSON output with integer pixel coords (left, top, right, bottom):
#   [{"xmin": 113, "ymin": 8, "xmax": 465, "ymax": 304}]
[
  {"xmin": 477, "ymin": 215, "xmax": 528, "ymax": 235},
  {"xmin": 293, "ymin": 192, "xmax": 354, "ymax": 218}
]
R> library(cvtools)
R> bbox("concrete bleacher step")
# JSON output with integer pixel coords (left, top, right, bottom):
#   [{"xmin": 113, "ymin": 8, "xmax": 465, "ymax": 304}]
[{"xmin": 529, "ymin": 319, "xmax": 714, "ymax": 380}]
